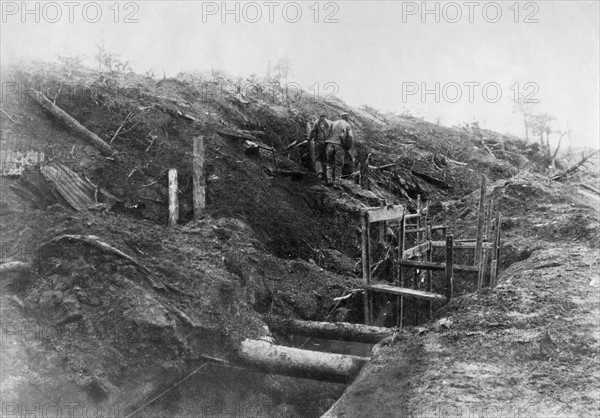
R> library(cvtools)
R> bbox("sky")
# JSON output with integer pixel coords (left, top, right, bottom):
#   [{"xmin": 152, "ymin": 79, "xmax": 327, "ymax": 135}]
[{"xmin": 1, "ymin": 1, "xmax": 599, "ymax": 148}]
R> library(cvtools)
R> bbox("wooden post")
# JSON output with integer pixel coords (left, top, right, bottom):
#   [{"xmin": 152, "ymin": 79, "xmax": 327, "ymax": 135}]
[
  {"xmin": 490, "ymin": 213, "xmax": 502, "ymax": 287},
  {"xmin": 445, "ymin": 234, "xmax": 454, "ymax": 301},
  {"xmin": 193, "ymin": 136, "xmax": 206, "ymax": 218},
  {"xmin": 378, "ymin": 200, "xmax": 386, "ymax": 244},
  {"xmin": 475, "ymin": 176, "xmax": 486, "ymax": 289},
  {"xmin": 484, "ymin": 197, "xmax": 494, "ymax": 240},
  {"xmin": 168, "ymin": 169, "xmax": 179, "ymax": 226},
  {"xmin": 426, "ymin": 217, "xmax": 433, "ymax": 319},
  {"xmin": 361, "ymin": 213, "xmax": 371, "ymax": 325},
  {"xmin": 397, "ymin": 215, "xmax": 406, "ymax": 328}
]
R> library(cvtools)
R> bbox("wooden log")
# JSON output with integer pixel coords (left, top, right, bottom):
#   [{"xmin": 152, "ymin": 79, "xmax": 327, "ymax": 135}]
[
  {"xmin": 238, "ymin": 339, "xmax": 368, "ymax": 383},
  {"xmin": 193, "ymin": 136, "xmax": 205, "ymax": 218},
  {"xmin": 263, "ymin": 317, "xmax": 394, "ymax": 344},
  {"xmin": 445, "ymin": 234, "xmax": 454, "ymax": 300},
  {"xmin": 168, "ymin": 169, "xmax": 179, "ymax": 226},
  {"xmin": 26, "ymin": 87, "xmax": 115, "ymax": 157}
]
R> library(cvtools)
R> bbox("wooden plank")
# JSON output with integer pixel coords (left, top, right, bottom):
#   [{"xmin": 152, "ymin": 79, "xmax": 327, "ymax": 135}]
[
  {"xmin": 364, "ymin": 204, "xmax": 404, "ymax": 223},
  {"xmin": 405, "ymin": 227, "xmax": 426, "ymax": 233},
  {"xmin": 361, "ymin": 213, "xmax": 370, "ymax": 325},
  {"xmin": 399, "ymin": 259, "xmax": 479, "ymax": 273},
  {"xmin": 168, "ymin": 169, "xmax": 178, "ymax": 227},
  {"xmin": 193, "ymin": 136, "xmax": 206, "ymax": 218},
  {"xmin": 403, "ymin": 241, "xmax": 431, "ymax": 259},
  {"xmin": 368, "ymin": 283, "xmax": 446, "ymax": 301},
  {"xmin": 406, "ymin": 225, "xmax": 447, "ymax": 234},
  {"xmin": 431, "ymin": 241, "xmax": 493, "ymax": 249},
  {"xmin": 445, "ymin": 234, "xmax": 454, "ymax": 300}
]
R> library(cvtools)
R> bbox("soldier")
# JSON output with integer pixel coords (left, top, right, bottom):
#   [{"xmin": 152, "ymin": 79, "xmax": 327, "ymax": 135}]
[
  {"xmin": 325, "ymin": 112, "xmax": 354, "ymax": 185},
  {"xmin": 308, "ymin": 113, "xmax": 331, "ymax": 179}
]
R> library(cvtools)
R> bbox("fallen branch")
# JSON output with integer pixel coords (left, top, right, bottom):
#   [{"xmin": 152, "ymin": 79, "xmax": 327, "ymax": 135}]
[
  {"xmin": 1, "ymin": 107, "xmax": 18, "ymax": 124},
  {"xmin": 26, "ymin": 87, "xmax": 116, "ymax": 157},
  {"xmin": 369, "ymin": 162, "xmax": 397, "ymax": 171},
  {"xmin": 550, "ymin": 150, "xmax": 599, "ymax": 181},
  {"xmin": 39, "ymin": 235, "xmax": 165, "ymax": 290},
  {"xmin": 411, "ymin": 170, "xmax": 451, "ymax": 189}
]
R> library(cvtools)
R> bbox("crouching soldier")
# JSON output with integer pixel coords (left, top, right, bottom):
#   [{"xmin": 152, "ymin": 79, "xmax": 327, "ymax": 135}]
[
  {"xmin": 308, "ymin": 113, "xmax": 331, "ymax": 179},
  {"xmin": 325, "ymin": 112, "xmax": 354, "ymax": 185}
]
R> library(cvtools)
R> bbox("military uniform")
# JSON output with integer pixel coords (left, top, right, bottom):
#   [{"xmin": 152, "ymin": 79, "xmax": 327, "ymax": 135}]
[
  {"xmin": 308, "ymin": 116, "xmax": 331, "ymax": 178},
  {"xmin": 324, "ymin": 115, "xmax": 354, "ymax": 184}
]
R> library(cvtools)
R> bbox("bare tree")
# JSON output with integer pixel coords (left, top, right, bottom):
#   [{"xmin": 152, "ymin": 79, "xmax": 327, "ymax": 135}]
[{"xmin": 513, "ymin": 96, "xmax": 537, "ymax": 141}]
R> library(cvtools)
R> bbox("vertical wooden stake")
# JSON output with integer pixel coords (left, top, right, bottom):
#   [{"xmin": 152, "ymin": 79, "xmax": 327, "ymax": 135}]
[
  {"xmin": 475, "ymin": 176, "xmax": 486, "ymax": 289},
  {"xmin": 426, "ymin": 217, "xmax": 433, "ymax": 319},
  {"xmin": 378, "ymin": 200, "xmax": 386, "ymax": 244},
  {"xmin": 397, "ymin": 215, "xmax": 406, "ymax": 328},
  {"xmin": 193, "ymin": 136, "xmax": 206, "ymax": 218},
  {"xmin": 484, "ymin": 197, "xmax": 494, "ymax": 240},
  {"xmin": 361, "ymin": 213, "xmax": 371, "ymax": 325},
  {"xmin": 168, "ymin": 169, "xmax": 179, "ymax": 226},
  {"xmin": 490, "ymin": 212, "xmax": 502, "ymax": 287},
  {"xmin": 445, "ymin": 234, "xmax": 454, "ymax": 301}
]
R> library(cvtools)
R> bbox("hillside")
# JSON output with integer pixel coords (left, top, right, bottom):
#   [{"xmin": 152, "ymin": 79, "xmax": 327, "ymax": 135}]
[{"xmin": 1, "ymin": 62, "xmax": 598, "ymax": 417}]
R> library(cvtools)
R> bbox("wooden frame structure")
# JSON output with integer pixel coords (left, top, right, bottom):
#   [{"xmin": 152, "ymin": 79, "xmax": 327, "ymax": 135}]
[{"xmin": 361, "ymin": 177, "xmax": 502, "ymax": 326}]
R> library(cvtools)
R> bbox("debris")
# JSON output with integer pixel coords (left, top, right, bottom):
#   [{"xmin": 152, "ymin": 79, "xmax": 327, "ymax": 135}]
[
  {"xmin": 550, "ymin": 150, "xmax": 599, "ymax": 181},
  {"xmin": 0, "ymin": 149, "xmax": 45, "ymax": 176},
  {"xmin": 434, "ymin": 318, "xmax": 452, "ymax": 330}
]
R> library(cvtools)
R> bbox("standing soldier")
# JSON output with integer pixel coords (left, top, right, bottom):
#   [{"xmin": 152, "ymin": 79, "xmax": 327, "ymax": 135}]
[
  {"xmin": 325, "ymin": 112, "xmax": 354, "ymax": 185},
  {"xmin": 308, "ymin": 113, "xmax": 331, "ymax": 179}
]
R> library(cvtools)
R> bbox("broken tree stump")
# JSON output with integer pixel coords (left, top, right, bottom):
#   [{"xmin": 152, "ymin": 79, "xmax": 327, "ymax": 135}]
[
  {"xmin": 193, "ymin": 136, "xmax": 206, "ymax": 218},
  {"xmin": 263, "ymin": 317, "xmax": 394, "ymax": 344},
  {"xmin": 26, "ymin": 87, "xmax": 115, "ymax": 157},
  {"xmin": 168, "ymin": 169, "xmax": 179, "ymax": 226},
  {"xmin": 238, "ymin": 339, "xmax": 368, "ymax": 383}
]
